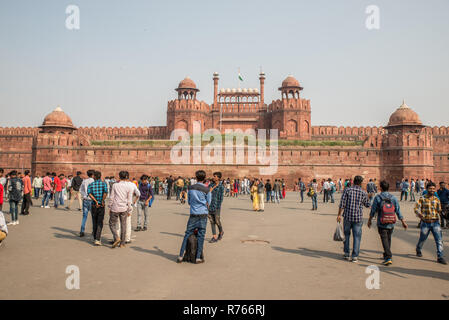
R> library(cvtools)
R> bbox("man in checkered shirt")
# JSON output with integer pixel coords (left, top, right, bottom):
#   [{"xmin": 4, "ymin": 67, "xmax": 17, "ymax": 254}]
[{"xmin": 337, "ymin": 175, "xmax": 371, "ymax": 262}]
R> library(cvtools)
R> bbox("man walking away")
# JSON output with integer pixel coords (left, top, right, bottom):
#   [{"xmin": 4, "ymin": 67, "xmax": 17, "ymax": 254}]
[
  {"xmin": 415, "ymin": 182, "xmax": 446, "ymax": 264},
  {"xmin": 108, "ymin": 171, "xmax": 134, "ymax": 248},
  {"xmin": 437, "ymin": 181, "xmax": 449, "ymax": 229},
  {"xmin": 87, "ymin": 171, "xmax": 108, "ymax": 245},
  {"xmin": 7, "ymin": 171, "xmax": 23, "ymax": 226},
  {"xmin": 366, "ymin": 179, "xmax": 377, "ymax": 204},
  {"xmin": 400, "ymin": 179, "xmax": 409, "ymax": 201},
  {"xmin": 79, "ymin": 170, "xmax": 95, "ymax": 237},
  {"xmin": 67, "ymin": 171, "xmax": 83, "ymax": 211},
  {"xmin": 135, "ymin": 175, "xmax": 153, "ymax": 232},
  {"xmin": 368, "ymin": 180, "xmax": 408, "ymax": 265},
  {"xmin": 265, "ymin": 179, "xmax": 272, "ymax": 203},
  {"xmin": 337, "ymin": 175, "xmax": 371, "ymax": 262},
  {"xmin": 41, "ymin": 172, "xmax": 53, "ymax": 208},
  {"xmin": 177, "ymin": 170, "xmax": 211, "ymax": 264},
  {"xmin": 167, "ymin": 175, "xmax": 174, "ymax": 200},
  {"xmin": 20, "ymin": 170, "xmax": 32, "ymax": 215},
  {"xmin": 208, "ymin": 172, "xmax": 224, "ymax": 243}
]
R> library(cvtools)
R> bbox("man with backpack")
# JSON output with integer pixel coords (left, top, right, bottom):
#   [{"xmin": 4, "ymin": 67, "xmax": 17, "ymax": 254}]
[
  {"xmin": 309, "ymin": 179, "xmax": 318, "ymax": 210},
  {"xmin": 177, "ymin": 170, "xmax": 211, "ymax": 264},
  {"xmin": 368, "ymin": 180, "xmax": 408, "ymax": 265},
  {"xmin": 135, "ymin": 175, "xmax": 153, "ymax": 232},
  {"xmin": 7, "ymin": 171, "xmax": 23, "ymax": 226}
]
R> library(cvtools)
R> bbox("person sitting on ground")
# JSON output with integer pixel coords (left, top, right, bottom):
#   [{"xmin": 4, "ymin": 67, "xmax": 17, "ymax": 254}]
[{"xmin": 0, "ymin": 211, "xmax": 8, "ymax": 247}]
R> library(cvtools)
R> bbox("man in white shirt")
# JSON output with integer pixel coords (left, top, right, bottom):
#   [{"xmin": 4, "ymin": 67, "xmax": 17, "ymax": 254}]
[
  {"xmin": 323, "ymin": 179, "xmax": 331, "ymax": 203},
  {"xmin": 79, "ymin": 170, "xmax": 95, "ymax": 237},
  {"xmin": 0, "ymin": 211, "xmax": 8, "ymax": 246},
  {"xmin": 108, "ymin": 170, "xmax": 137, "ymax": 248}
]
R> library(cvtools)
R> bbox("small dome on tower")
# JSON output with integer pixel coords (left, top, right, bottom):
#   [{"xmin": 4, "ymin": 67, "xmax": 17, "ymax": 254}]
[
  {"xmin": 40, "ymin": 106, "xmax": 76, "ymax": 130},
  {"xmin": 242, "ymin": 88, "xmax": 248, "ymax": 93},
  {"xmin": 248, "ymin": 88, "xmax": 253, "ymax": 93},
  {"xmin": 177, "ymin": 77, "xmax": 197, "ymax": 89},
  {"xmin": 387, "ymin": 100, "xmax": 423, "ymax": 127},
  {"xmin": 231, "ymin": 88, "xmax": 236, "ymax": 93},
  {"xmin": 281, "ymin": 75, "xmax": 300, "ymax": 88}
]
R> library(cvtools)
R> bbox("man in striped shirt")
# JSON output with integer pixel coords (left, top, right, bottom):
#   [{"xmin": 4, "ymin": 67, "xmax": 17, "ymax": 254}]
[{"xmin": 337, "ymin": 175, "xmax": 371, "ymax": 262}]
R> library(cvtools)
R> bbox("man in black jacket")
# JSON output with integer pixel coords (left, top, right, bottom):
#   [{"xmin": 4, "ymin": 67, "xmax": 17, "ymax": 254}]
[{"xmin": 66, "ymin": 171, "xmax": 83, "ymax": 211}]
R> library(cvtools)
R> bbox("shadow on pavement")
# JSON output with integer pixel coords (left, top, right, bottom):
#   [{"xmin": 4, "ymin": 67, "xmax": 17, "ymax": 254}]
[
  {"xmin": 51, "ymin": 226, "xmax": 92, "ymax": 244},
  {"xmin": 359, "ymin": 263, "xmax": 449, "ymax": 282},
  {"xmin": 160, "ymin": 231, "xmax": 184, "ymax": 238},
  {"xmin": 272, "ymin": 246, "xmax": 343, "ymax": 261},
  {"xmin": 131, "ymin": 245, "xmax": 178, "ymax": 262}
]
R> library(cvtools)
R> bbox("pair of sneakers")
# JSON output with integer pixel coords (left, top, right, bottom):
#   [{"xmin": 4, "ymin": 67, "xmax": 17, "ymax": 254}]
[
  {"xmin": 7, "ymin": 221, "xmax": 19, "ymax": 226},
  {"xmin": 343, "ymin": 255, "xmax": 358, "ymax": 262}
]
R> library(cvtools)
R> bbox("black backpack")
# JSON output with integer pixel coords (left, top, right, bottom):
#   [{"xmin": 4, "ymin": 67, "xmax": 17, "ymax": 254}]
[
  {"xmin": 8, "ymin": 178, "xmax": 23, "ymax": 202},
  {"xmin": 183, "ymin": 230, "xmax": 204, "ymax": 263}
]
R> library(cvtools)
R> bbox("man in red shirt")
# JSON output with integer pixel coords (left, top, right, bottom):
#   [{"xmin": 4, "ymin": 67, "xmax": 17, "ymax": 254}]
[
  {"xmin": 20, "ymin": 170, "xmax": 32, "ymax": 215},
  {"xmin": 0, "ymin": 180, "xmax": 3, "ymax": 211},
  {"xmin": 53, "ymin": 173, "xmax": 63, "ymax": 209}
]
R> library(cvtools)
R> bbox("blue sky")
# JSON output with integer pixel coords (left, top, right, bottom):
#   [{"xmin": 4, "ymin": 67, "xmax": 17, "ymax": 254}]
[{"xmin": 0, "ymin": 0, "xmax": 448, "ymax": 128}]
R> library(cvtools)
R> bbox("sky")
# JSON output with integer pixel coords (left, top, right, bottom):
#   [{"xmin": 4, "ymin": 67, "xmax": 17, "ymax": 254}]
[{"xmin": 0, "ymin": 0, "xmax": 448, "ymax": 128}]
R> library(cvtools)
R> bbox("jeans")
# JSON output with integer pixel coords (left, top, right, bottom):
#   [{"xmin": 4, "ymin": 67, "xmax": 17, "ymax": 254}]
[
  {"xmin": 330, "ymin": 191, "xmax": 335, "ymax": 203},
  {"xmin": 343, "ymin": 220, "xmax": 363, "ymax": 258},
  {"xmin": 416, "ymin": 221, "xmax": 444, "ymax": 258},
  {"xmin": 80, "ymin": 199, "xmax": 92, "ymax": 233},
  {"xmin": 9, "ymin": 200, "xmax": 19, "ymax": 222},
  {"xmin": 400, "ymin": 191, "xmax": 408, "ymax": 201},
  {"xmin": 54, "ymin": 191, "xmax": 61, "ymax": 207},
  {"xmin": 300, "ymin": 190, "xmax": 304, "ymax": 203},
  {"xmin": 441, "ymin": 203, "xmax": 449, "ymax": 228},
  {"xmin": 42, "ymin": 190, "xmax": 52, "ymax": 207},
  {"xmin": 274, "ymin": 191, "xmax": 280, "ymax": 203},
  {"xmin": 137, "ymin": 200, "xmax": 150, "ymax": 228},
  {"xmin": 410, "ymin": 192, "xmax": 415, "ymax": 202},
  {"xmin": 34, "ymin": 187, "xmax": 41, "ymax": 198},
  {"xmin": 59, "ymin": 191, "xmax": 65, "ymax": 206},
  {"xmin": 378, "ymin": 227, "xmax": 393, "ymax": 260},
  {"xmin": 311, "ymin": 194, "xmax": 317, "ymax": 210},
  {"xmin": 91, "ymin": 205, "xmax": 105, "ymax": 241},
  {"xmin": 266, "ymin": 191, "xmax": 271, "ymax": 203},
  {"xmin": 208, "ymin": 209, "xmax": 223, "ymax": 236},
  {"xmin": 21, "ymin": 193, "xmax": 32, "ymax": 214},
  {"xmin": 179, "ymin": 215, "xmax": 208, "ymax": 260}
]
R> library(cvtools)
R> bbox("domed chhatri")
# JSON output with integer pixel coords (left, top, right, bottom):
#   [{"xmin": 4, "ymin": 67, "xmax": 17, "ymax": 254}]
[
  {"xmin": 40, "ymin": 106, "xmax": 76, "ymax": 130},
  {"xmin": 177, "ymin": 77, "xmax": 197, "ymax": 90},
  {"xmin": 387, "ymin": 100, "xmax": 423, "ymax": 127},
  {"xmin": 281, "ymin": 75, "xmax": 302, "ymax": 89}
]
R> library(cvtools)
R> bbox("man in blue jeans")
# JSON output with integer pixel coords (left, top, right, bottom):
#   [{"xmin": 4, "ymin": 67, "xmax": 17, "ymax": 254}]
[
  {"xmin": 177, "ymin": 170, "xmax": 211, "ymax": 264},
  {"xmin": 337, "ymin": 175, "xmax": 371, "ymax": 262},
  {"xmin": 79, "ymin": 170, "xmax": 94, "ymax": 237}
]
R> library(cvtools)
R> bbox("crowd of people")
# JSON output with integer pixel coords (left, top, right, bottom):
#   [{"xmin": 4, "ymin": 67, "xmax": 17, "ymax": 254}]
[{"xmin": 0, "ymin": 167, "xmax": 448, "ymax": 267}]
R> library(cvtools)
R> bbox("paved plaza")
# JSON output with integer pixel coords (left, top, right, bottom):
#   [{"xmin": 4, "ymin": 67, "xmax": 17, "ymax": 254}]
[{"xmin": 1, "ymin": 192, "xmax": 448, "ymax": 300}]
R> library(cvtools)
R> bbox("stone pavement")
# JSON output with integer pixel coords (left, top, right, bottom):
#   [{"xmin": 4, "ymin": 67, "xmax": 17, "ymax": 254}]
[{"xmin": 0, "ymin": 192, "xmax": 448, "ymax": 299}]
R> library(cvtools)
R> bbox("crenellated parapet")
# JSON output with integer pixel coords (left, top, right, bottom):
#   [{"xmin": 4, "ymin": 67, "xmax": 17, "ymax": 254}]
[{"xmin": 0, "ymin": 127, "xmax": 39, "ymax": 136}]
